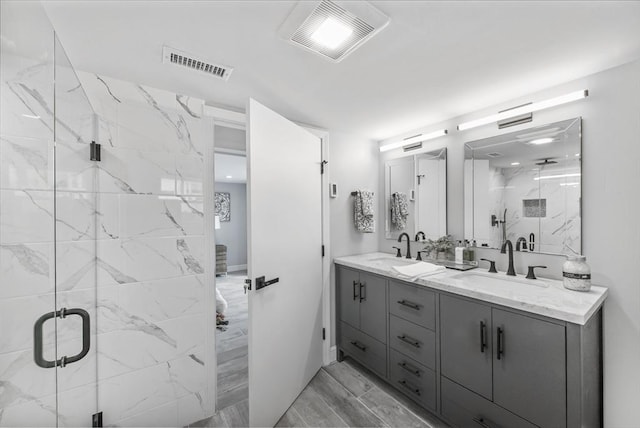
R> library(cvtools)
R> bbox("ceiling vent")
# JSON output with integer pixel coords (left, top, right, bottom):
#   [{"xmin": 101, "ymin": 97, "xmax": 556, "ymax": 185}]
[
  {"xmin": 162, "ymin": 46, "xmax": 233, "ymax": 81},
  {"xmin": 486, "ymin": 152, "xmax": 504, "ymax": 158},
  {"xmin": 279, "ymin": 1, "xmax": 390, "ymax": 63}
]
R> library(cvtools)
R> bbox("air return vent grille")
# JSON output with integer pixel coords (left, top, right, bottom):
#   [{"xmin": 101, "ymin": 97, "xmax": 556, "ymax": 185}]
[{"xmin": 162, "ymin": 46, "xmax": 233, "ymax": 81}]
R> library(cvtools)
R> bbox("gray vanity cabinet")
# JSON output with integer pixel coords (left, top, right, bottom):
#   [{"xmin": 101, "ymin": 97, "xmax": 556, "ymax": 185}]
[
  {"xmin": 337, "ymin": 266, "xmax": 388, "ymax": 377},
  {"xmin": 440, "ymin": 294, "xmax": 567, "ymax": 428}
]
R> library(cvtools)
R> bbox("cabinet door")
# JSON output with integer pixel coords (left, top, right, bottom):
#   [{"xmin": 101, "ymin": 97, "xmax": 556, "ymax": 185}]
[
  {"xmin": 338, "ymin": 267, "xmax": 360, "ymax": 329},
  {"xmin": 493, "ymin": 309, "xmax": 566, "ymax": 428},
  {"xmin": 440, "ymin": 295, "xmax": 493, "ymax": 400},
  {"xmin": 358, "ymin": 272, "xmax": 387, "ymax": 343}
]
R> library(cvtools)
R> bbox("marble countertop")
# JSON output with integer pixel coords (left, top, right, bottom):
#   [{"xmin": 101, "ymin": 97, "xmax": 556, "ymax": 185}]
[{"xmin": 334, "ymin": 252, "xmax": 608, "ymax": 325}]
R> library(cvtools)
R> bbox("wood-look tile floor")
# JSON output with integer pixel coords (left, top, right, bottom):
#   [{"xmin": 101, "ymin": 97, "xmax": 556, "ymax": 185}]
[
  {"xmin": 215, "ymin": 271, "xmax": 249, "ymax": 411},
  {"xmin": 192, "ymin": 357, "xmax": 449, "ymax": 428}
]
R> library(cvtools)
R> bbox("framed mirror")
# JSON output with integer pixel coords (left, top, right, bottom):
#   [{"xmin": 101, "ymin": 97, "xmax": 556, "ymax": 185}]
[
  {"xmin": 464, "ymin": 117, "xmax": 581, "ymax": 255},
  {"xmin": 385, "ymin": 148, "xmax": 447, "ymax": 240}
]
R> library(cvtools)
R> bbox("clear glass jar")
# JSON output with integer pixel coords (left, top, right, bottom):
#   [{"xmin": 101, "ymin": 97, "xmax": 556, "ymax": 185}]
[{"xmin": 562, "ymin": 255, "xmax": 591, "ymax": 292}]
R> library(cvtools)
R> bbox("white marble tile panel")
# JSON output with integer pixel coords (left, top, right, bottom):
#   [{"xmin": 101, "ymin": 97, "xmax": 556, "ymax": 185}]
[
  {"xmin": 177, "ymin": 237, "xmax": 205, "ymax": 276},
  {"xmin": 176, "ymin": 95, "xmax": 203, "ymax": 119},
  {"xmin": 98, "ymin": 147, "xmax": 175, "ymax": 195},
  {"xmin": 174, "ymin": 110, "xmax": 205, "ymax": 156},
  {"xmin": 113, "ymin": 101, "xmax": 186, "ymax": 154},
  {"xmin": 0, "ymin": 189, "xmax": 53, "ymax": 244},
  {"xmin": 167, "ymin": 352, "xmax": 207, "ymax": 397},
  {"xmin": 97, "ymin": 193, "xmax": 119, "ymax": 239},
  {"xmin": 118, "ymin": 237, "xmax": 181, "ymax": 282},
  {"xmin": 56, "ymin": 240, "xmax": 97, "ymax": 292},
  {"xmin": 54, "ymin": 382, "xmax": 98, "ymax": 427},
  {"xmin": 119, "ymin": 194, "xmax": 203, "ymax": 238},
  {"xmin": 177, "ymin": 390, "xmax": 209, "ymax": 427},
  {"xmin": 112, "ymin": 400, "xmax": 178, "ymax": 428},
  {"xmin": 97, "ymin": 362, "xmax": 181, "ymax": 423},
  {"xmin": 0, "ymin": 293, "xmax": 56, "ymax": 353},
  {"xmin": 0, "ymin": 136, "xmax": 52, "ymax": 190},
  {"xmin": 96, "ymin": 239, "xmax": 139, "ymax": 286},
  {"xmin": 106, "ymin": 275, "xmax": 205, "ymax": 325},
  {"xmin": 96, "ymin": 316, "xmax": 206, "ymax": 380},
  {"xmin": 55, "ymin": 192, "xmax": 97, "ymax": 242},
  {"xmin": 176, "ymin": 155, "xmax": 204, "ymax": 196},
  {"xmin": 0, "ymin": 242, "xmax": 53, "ymax": 299},
  {"xmin": 0, "ymin": 348, "xmax": 56, "ymax": 407},
  {"xmin": 0, "ymin": 56, "xmax": 55, "ymax": 141},
  {"xmin": 55, "ymin": 140, "xmax": 96, "ymax": 192},
  {"xmin": 0, "ymin": 393, "xmax": 57, "ymax": 428}
]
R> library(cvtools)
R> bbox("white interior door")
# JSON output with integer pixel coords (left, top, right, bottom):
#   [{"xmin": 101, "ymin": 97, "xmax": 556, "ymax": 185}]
[{"xmin": 246, "ymin": 98, "xmax": 323, "ymax": 427}]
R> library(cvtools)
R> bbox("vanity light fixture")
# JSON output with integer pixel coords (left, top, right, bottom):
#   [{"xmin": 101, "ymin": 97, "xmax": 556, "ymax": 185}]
[
  {"xmin": 534, "ymin": 173, "xmax": 581, "ymax": 181},
  {"xmin": 379, "ymin": 129, "xmax": 448, "ymax": 152},
  {"xmin": 457, "ymin": 89, "xmax": 589, "ymax": 131}
]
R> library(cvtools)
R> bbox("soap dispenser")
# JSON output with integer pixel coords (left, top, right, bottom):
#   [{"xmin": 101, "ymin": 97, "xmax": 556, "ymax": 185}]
[{"xmin": 455, "ymin": 241, "xmax": 464, "ymax": 264}]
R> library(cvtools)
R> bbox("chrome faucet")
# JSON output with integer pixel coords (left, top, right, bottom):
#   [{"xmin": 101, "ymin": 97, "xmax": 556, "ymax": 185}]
[
  {"xmin": 398, "ymin": 233, "xmax": 411, "ymax": 259},
  {"xmin": 500, "ymin": 239, "xmax": 516, "ymax": 276}
]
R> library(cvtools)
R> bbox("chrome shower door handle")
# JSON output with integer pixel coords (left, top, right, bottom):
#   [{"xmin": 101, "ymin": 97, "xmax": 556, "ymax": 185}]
[{"xmin": 34, "ymin": 307, "xmax": 90, "ymax": 368}]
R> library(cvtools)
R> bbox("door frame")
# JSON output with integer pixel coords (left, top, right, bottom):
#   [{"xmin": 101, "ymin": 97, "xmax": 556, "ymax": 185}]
[{"xmin": 203, "ymin": 104, "xmax": 333, "ymax": 412}]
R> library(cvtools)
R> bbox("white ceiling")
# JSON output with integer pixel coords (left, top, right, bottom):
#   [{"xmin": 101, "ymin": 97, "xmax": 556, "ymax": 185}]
[{"xmin": 42, "ymin": 1, "xmax": 640, "ymax": 141}]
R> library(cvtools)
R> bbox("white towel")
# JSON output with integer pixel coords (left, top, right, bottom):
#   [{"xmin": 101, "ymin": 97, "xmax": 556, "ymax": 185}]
[{"xmin": 392, "ymin": 262, "xmax": 446, "ymax": 279}]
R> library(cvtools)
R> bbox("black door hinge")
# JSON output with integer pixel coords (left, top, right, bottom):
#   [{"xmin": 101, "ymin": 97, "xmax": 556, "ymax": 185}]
[
  {"xmin": 322, "ymin": 328, "xmax": 326, "ymax": 340},
  {"xmin": 92, "ymin": 411, "xmax": 103, "ymax": 427},
  {"xmin": 90, "ymin": 141, "xmax": 101, "ymax": 161},
  {"xmin": 322, "ymin": 245, "xmax": 325, "ymax": 257},
  {"xmin": 321, "ymin": 160, "xmax": 328, "ymax": 174}
]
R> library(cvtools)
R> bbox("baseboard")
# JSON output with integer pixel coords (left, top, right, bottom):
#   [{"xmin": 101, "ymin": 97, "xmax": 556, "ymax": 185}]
[
  {"xmin": 329, "ymin": 346, "xmax": 337, "ymax": 363},
  {"xmin": 227, "ymin": 264, "xmax": 247, "ymax": 272}
]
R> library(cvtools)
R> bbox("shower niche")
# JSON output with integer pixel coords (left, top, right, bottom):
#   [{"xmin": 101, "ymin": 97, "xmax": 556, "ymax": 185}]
[{"xmin": 463, "ymin": 117, "xmax": 582, "ymax": 255}]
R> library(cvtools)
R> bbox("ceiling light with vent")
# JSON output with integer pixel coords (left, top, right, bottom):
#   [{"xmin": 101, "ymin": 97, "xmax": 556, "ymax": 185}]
[{"xmin": 279, "ymin": 0, "xmax": 390, "ymax": 63}]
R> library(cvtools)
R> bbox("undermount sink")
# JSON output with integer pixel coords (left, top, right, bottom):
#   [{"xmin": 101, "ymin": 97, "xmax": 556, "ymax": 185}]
[
  {"xmin": 367, "ymin": 256, "xmax": 418, "ymax": 267},
  {"xmin": 452, "ymin": 271, "xmax": 550, "ymax": 289}
]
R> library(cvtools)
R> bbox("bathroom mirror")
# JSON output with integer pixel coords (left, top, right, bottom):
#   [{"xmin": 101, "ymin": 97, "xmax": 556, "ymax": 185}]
[
  {"xmin": 385, "ymin": 148, "xmax": 447, "ymax": 240},
  {"xmin": 464, "ymin": 117, "xmax": 581, "ymax": 255}
]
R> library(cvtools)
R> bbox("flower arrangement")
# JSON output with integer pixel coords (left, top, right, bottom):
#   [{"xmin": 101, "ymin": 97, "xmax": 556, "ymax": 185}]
[{"xmin": 422, "ymin": 235, "xmax": 454, "ymax": 257}]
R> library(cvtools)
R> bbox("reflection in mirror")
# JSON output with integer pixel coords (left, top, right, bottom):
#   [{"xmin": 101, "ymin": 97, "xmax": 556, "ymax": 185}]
[
  {"xmin": 385, "ymin": 148, "xmax": 447, "ymax": 240},
  {"xmin": 464, "ymin": 117, "xmax": 581, "ymax": 255}
]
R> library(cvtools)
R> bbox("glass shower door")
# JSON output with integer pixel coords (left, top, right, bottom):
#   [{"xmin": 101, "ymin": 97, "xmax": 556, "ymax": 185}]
[
  {"xmin": 0, "ymin": 2, "xmax": 99, "ymax": 425},
  {"xmin": 0, "ymin": 2, "xmax": 59, "ymax": 425}
]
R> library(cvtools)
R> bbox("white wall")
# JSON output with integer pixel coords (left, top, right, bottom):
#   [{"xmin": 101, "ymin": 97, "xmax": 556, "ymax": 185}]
[
  {"xmin": 378, "ymin": 59, "xmax": 640, "ymax": 427},
  {"xmin": 328, "ymin": 131, "xmax": 379, "ymax": 346},
  {"xmin": 214, "ymin": 182, "xmax": 247, "ymax": 269}
]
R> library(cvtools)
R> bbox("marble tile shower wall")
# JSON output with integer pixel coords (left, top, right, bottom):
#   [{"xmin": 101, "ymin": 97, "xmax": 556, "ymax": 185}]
[
  {"xmin": 76, "ymin": 72, "xmax": 213, "ymax": 427},
  {"xmin": 0, "ymin": 29, "xmax": 212, "ymax": 425}
]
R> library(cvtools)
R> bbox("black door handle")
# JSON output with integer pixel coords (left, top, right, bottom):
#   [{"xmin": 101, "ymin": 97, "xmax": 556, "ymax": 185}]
[
  {"xmin": 352, "ymin": 280, "xmax": 359, "ymax": 300},
  {"xmin": 397, "ymin": 334, "xmax": 421, "ymax": 348},
  {"xmin": 397, "ymin": 300, "xmax": 421, "ymax": 310},
  {"xmin": 480, "ymin": 321, "xmax": 487, "ymax": 353},
  {"xmin": 255, "ymin": 276, "xmax": 279, "ymax": 290},
  {"xmin": 359, "ymin": 282, "xmax": 366, "ymax": 302},
  {"xmin": 34, "ymin": 307, "xmax": 90, "ymax": 368}
]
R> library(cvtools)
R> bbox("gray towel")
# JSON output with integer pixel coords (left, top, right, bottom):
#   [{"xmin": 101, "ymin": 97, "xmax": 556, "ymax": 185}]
[
  {"xmin": 354, "ymin": 190, "xmax": 375, "ymax": 233},
  {"xmin": 391, "ymin": 192, "xmax": 409, "ymax": 230}
]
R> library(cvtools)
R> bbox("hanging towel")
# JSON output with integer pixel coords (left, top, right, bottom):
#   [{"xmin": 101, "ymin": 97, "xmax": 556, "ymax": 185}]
[
  {"xmin": 391, "ymin": 192, "xmax": 409, "ymax": 230},
  {"xmin": 354, "ymin": 190, "xmax": 375, "ymax": 233}
]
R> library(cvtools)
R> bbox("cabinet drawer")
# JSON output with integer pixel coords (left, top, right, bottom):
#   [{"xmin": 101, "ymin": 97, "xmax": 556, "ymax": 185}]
[
  {"xmin": 389, "ymin": 281, "xmax": 435, "ymax": 330},
  {"xmin": 441, "ymin": 377, "xmax": 537, "ymax": 428},
  {"xmin": 339, "ymin": 322, "xmax": 387, "ymax": 378},
  {"xmin": 389, "ymin": 349, "xmax": 436, "ymax": 411},
  {"xmin": 389, "ymin": 314, "xmax": 435, "ymax": 369}
]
